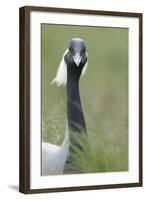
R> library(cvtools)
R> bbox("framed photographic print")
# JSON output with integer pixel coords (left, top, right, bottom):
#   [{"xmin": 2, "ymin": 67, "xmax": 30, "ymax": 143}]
[{"xmin": 19, "ymin": 6, "xmax": 143, "ymax": 194}]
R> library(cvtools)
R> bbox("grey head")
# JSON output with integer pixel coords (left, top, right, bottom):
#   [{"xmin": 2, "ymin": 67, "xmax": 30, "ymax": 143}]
[
  {"xmin": 68, "ymin": 38, "xmax": 87, "ymax": 66},
  {"xmin": 51, "ymin": 38, "xmax": 88, "ymax": 86}
]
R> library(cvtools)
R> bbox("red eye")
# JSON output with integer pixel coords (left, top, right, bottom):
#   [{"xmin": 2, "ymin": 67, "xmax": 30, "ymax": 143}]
[
  {"xmin": 69, "ymin": 47, "xmax": 74, "ymax": 52},
  {"xmin": 81, "ymin": 49, "xmax": 85, "ymax": 54}
]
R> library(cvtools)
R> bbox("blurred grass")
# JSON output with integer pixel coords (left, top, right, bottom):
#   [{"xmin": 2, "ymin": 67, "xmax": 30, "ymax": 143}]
[{"xmin": 41, "ymin": 24, "xmax": 128, "ymax": 173}]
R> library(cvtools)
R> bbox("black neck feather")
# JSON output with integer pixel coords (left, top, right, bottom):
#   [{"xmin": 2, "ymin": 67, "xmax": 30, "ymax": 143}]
[{"xmin": 67, "ymin": 65, "xmax": 87, "ymax": 134}]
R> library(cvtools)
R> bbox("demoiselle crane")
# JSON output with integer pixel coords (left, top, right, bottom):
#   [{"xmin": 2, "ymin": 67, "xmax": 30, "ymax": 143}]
[{"xmin": 42, "ymin": 38, "xmax": 88, "ymax": 175}]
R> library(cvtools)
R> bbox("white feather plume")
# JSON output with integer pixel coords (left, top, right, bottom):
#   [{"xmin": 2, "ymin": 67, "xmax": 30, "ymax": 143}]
[
  {"xmin": 51, "ymin": 49, "xmax": 68, "ymax": 86},
  {"xmin": 81, "ymin": 52, "xmax": 88, "ymax": 77},
  {"xmin": 51, "ymin": 50, "xmax": 88, "ymax": 86}
]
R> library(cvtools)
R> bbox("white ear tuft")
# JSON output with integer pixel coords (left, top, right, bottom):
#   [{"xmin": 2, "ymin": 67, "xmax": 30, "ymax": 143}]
[
  {"xmin": 51, "ymin": 49, "xmax": 68, "ymax": 86},
  {"xmin": 81, "ymin": 52, "xmax": 88, "ymax": 77}
]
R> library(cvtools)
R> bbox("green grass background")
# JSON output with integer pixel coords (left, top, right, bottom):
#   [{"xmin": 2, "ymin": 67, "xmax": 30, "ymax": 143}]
[{"xmin": 41, "ymin": 24, "xmax": 128, "ymax": 173}]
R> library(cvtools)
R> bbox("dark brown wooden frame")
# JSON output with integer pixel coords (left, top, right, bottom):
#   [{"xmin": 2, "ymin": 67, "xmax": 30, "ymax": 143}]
[{"xmin": 19, "ymin": 6, "xmax": 143, "ymax": 194}]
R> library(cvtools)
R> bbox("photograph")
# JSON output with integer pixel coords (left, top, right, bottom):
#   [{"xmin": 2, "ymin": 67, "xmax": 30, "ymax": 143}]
[
  {"xmin": 19, "ymin": 6, "xmax": 142, "ymax": 193},
  {"xmin": 41, "ymin": 24, "xmax": 128, "ymax": 176}
]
